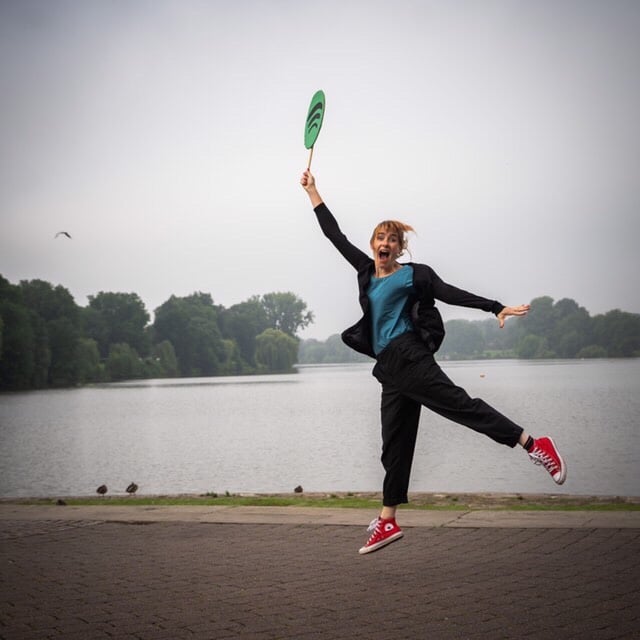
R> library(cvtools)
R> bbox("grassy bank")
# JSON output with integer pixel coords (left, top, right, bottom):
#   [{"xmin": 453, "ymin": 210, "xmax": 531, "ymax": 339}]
[{"xmin": 3, "ymin": 492, "xmax": 639, "ymax": 511}]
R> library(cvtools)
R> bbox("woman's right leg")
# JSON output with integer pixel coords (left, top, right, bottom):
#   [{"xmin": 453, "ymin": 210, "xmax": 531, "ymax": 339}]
[
  {"xmin": 380, "ymin": 383, "xmax": 422, "ymax": 507},
  {"xmin": 358, "ymin": 384, "xmax": 418, "ymax": 554}
]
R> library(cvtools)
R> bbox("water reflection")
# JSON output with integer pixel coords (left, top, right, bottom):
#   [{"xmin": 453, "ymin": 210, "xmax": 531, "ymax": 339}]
[{"xmin": 103, "ymin": 375, "xmax": 301, "ymax": 390}]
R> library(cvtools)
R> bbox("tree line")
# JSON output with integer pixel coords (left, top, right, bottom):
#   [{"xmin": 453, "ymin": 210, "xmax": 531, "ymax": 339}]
[
  {"xmin": 0, "ymin": 274, "xmax": 313, "ymax": 390},
  {"xmin": 299, "ymin": 296, "xmax": 640, "ymax": 364},
  {"xmin": 3, "ymin": 277, "xmax": 637, "ymax": 390}
]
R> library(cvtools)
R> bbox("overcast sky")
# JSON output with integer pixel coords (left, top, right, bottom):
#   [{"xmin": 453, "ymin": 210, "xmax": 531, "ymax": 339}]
[{"xmin": 1, "ymin": 0, "xmax": 639, "ymax": 340}]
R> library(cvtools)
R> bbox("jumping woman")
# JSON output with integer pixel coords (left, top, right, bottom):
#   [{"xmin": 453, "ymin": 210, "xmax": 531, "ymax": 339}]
[{"xmin": 300, "ymin": 169, "xmax": 567, "ymax": 555}]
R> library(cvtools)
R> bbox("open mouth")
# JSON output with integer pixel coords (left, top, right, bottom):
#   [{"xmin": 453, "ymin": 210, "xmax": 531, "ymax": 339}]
[{"xmin": 379, "ymin": 249, "xmax": 390, "ymax": 260}]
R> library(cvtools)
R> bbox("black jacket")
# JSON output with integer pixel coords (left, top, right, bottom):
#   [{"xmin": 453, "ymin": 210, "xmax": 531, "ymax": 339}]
[{"xmin": 314, "ymin": 202, "xmax": 505, "ymax": 358}]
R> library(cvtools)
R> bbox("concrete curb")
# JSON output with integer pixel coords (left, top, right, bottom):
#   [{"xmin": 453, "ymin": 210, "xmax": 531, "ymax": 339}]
[{"xmin": 1, "ymin": 503, "xmax": 639, "ymax": 528}]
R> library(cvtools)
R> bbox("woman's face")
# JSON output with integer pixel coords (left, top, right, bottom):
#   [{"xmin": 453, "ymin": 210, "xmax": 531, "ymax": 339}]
[{"xmin": 371, "ymin": 228, "xmax": 402, "ymax": 268}]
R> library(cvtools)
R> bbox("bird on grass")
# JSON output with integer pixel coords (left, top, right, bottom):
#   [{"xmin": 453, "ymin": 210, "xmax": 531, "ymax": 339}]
[
  {"xmin": 55, "ymin": 231, "xmax": 72, "ymax": 239},
  {"xmin": 96, "ymin": 484, "xmax": 107, "ymax": 496},
  {"xmin": 126, "ymin": 482, "xmax": 138, "ymax": 496}
]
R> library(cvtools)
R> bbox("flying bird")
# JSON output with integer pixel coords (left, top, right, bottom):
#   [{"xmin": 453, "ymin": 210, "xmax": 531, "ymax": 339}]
[
  {"xmin": 55, "ymin": 231, "xmax": 72, "ymax": 239},
  {"xmin": 126, "ymin": 482, "xmax": 138, "ymax": 495}
]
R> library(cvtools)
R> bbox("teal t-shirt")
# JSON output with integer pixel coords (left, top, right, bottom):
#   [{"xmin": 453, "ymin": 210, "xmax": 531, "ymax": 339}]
[{"xmin": 367, "ymin": 265, "xmax": 414, "ymax": 355}]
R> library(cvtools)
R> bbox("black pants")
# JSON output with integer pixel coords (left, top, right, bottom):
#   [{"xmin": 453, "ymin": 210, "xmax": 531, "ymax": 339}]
[{"xmin": 372, "ymin": 333, "xmax": 523, "ymax": 506}]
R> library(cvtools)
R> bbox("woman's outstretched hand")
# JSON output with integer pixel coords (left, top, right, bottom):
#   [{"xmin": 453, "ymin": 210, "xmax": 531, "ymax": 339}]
[{"xmin": 497, "ymin": 304, "xmax": 530, "ymax": 329}]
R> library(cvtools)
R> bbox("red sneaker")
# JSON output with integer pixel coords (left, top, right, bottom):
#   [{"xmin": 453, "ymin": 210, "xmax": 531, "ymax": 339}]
[
  {"xmin": 528, "ymin": 436, "xmax": 567, "ymax": 484},
  {"xmin": 358, "ymin": 517, "xmax": 404, "ymax": 555}
]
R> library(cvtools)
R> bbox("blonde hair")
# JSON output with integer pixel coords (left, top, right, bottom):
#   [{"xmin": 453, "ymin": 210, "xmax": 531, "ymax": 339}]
[{"xmin": 370, "ymin": 220, "xmax": 415, "ymax": 257}]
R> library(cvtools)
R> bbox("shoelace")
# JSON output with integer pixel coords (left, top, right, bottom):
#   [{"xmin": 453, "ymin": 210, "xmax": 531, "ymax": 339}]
[
  {"xmin": 530, "ymin": 448, "xmax": 558, "ymax": 473},
  {"xmin": 364, "ymin": 517, "xmax": 383, "ymax": 543}
]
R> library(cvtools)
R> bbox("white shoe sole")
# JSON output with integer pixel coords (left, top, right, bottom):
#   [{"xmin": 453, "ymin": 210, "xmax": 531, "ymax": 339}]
[
  {"xmin": 358, "ymin": 531, "xmax": 404, "ymax": 555},
  {"xmin": 548, "ymin": 437, "xmax": 567, "ymax": 485}
]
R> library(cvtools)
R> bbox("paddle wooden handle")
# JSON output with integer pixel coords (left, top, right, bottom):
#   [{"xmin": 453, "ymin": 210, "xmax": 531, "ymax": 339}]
[{"xmin": 307, "ymin": 146, "xmax": 314, "ymax": 169}]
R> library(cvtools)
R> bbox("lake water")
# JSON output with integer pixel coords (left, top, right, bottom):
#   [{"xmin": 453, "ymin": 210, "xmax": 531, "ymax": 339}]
[{"xmin": 0, "ymin": 359, "xmax": 638, "ymax": 499}]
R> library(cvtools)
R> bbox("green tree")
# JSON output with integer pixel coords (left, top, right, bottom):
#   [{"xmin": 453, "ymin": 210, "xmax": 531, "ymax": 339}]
[
  {"xmin": 20, "ymin": 280, "xmax": 80, "ymax": 326},
  {"xmin": 0, "ymin": 276, "xmax": 42, "ymax": 388},
  {"xmin": 591, "ymin": 310, "xmax": 640, "ymax": 357},
  {"xmin": 261, "ymin": 292, "xmax": 314, "ymax": 337},
  {"xmin": 298, "ymin": 338, "xmax": 326, "ymax": 364},
  {"xmin": 76, "ymin": 338, "xmax": 103, "ymax": 383},
  {"xmin": 324, "ymin": 333, "xmax": 370, "ymax": 362},
  {"xmin": 153, "ymin": 293, "xmax": 226, "ymax": 376},
  {"xmin": 576, "ymin": 345, "xmax": 608, "ymax": 358},
  {"xmin": 106, "ymin": 343, "xmax": 144, "ymax": 381},
  {"xmin": 152, "ymin": 340, "xmax": 179, "ymax": 377},
  {"xmin": 0, "ymin": 275, "xmax": 21, "ymax": 304},
  {"xmin": 219, "ymin": 296, "xmax": 269, "ymax": 367},
  {"xmin": 20, "ymin": 279, "xmax": 82, "ymax": 386},
  {"xmin": 220, "ymin": 338, "xmax": 245, "ymax": 375},
  {"xmin": 47, "ymin": 317, "xmax": 81, "ymax": 386},
  {"xmin": 478, "ymin": 317, "xmax": 519, "ymax": 356},
  {"xmin": 440, "ymin": 320, "xmax": 485, "ymax": 359},
  {"xmin": 85, "ymin": 292, "xmax": 151, "ymax": 358},
  {"xmin": 520, "ymin": 296, "xmax": 555, "ymax": 337},
  {"xmin": 0, "ymin": 301, "xmax": 35, "ymax": 390},
  {"xmin": 255, "ymin": 328, "xmax": 299, "ymax": 373},
  {"xmin": 517, "ymin": 334, "xmax": 554, "ymax": 359},
  {"xmin": 27, "ymin": 312, "xmax": 51, "ymax": 388},
  {"xmin": 298, "ymin": 334, "xmax": 373, "ymax": 364},
  {"xmin": 548, "ymin": 298, "xmax": 591, "ymax": 358}
]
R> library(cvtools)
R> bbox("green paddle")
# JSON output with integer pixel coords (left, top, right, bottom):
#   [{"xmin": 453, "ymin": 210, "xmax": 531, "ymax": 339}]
[{"xmin": 304, "ymin": 89, "xmax": 326, "ymax": 168}]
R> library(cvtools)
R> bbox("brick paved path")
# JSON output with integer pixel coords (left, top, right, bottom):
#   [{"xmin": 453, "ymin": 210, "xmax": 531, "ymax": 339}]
[{"xmin": 1, "ymin": 520, "xmax": 638, "ymax": 639}]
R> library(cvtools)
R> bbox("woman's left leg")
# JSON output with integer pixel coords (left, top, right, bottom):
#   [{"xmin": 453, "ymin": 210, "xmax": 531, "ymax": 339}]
[
  {"xmin": 399, "ymin": 352, "xmax": 523, "ymax": 446},
  {"xmin": 396, "ymin": 347, "xmax": 566, "ymax": 485}
]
